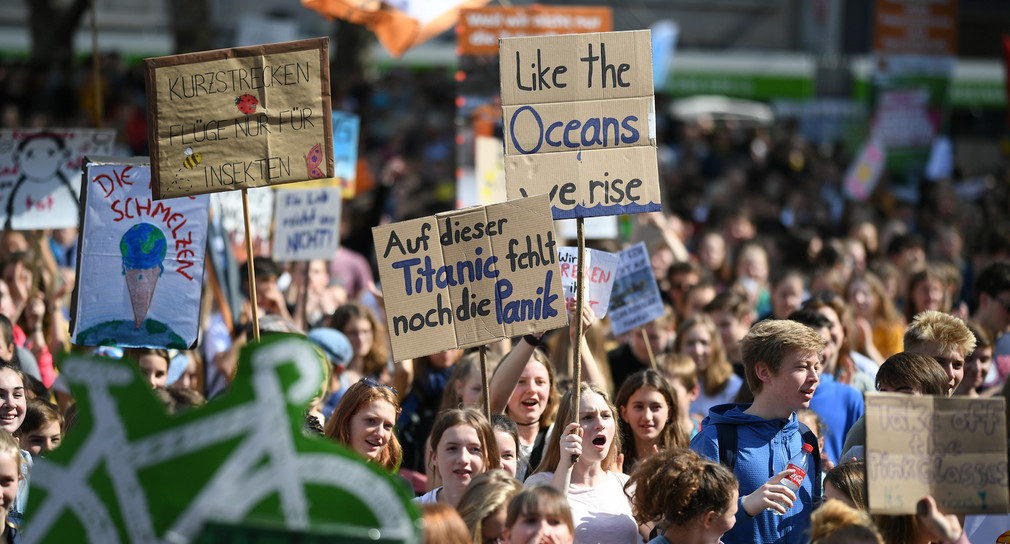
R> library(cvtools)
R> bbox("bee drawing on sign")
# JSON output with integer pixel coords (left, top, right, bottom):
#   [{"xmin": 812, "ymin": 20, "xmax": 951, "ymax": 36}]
[{"xmin": 182, "ymin": 147, "xmax": 202, "ymax": 169}]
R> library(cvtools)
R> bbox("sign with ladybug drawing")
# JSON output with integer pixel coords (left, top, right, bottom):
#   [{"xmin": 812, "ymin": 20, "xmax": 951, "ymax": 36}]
[{"xmin": 144, "ymin": 38, "xmax": 333, "ymax": 199}]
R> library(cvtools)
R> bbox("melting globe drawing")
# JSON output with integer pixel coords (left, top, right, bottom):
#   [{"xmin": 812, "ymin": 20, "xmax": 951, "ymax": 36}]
[{"xmin": 120, "ymin": 223, "xmax": 167, "ymax": 328}]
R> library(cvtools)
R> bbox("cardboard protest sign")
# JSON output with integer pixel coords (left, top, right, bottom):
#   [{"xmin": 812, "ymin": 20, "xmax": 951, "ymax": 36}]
[
  {"xmin": 0, "ymin": 128, "xmax": 115, "ymax": 230},
  {"xmin": 373, "ymin": 194, "xmax": 567, "ymax": 361},
  {"xmin": 865, "ymin": 392, "xmax": 1009, "ymax": 515},
  {"xmin": 27, "ymin": 335, "xmax": 420, "ymax": 543},
  {"xmin": 70, "ymin": 158, "xmax": 210, "ymax": 349},
  {"xmin": 499, "ymin": 30, "xmax": 661, "ymax": 219},
  {"xmin": 558, "ymin": 247, "xmax": 619, "ymax": 318},
  {"xmin": 271, "ymin": 186, "xmax": 341, "ymax": 262},
  {"xmin": 144, "ymin": 38, "xmax": 333, "ymax": 199},
  {"xmin": 474, "ymin": 135, "xmax": 507, "ymax": 205},
  {"xmin": 844, "ymin": 137, "xmax": 886, "ymax": 201},
  {"xmin": 608, "ymin": 242, "xmax": 665, "ymax": 335}
]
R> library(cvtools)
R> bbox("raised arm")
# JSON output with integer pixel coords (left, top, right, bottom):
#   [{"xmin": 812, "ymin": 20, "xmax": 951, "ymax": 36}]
[{"xmin": 489, "ymin": 335, "xmax": 540, "ymax": 413}]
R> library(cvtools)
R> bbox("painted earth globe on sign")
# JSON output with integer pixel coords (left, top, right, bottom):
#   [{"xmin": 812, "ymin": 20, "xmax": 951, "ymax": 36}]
[{"xmin": 120, "ymin": 223, "xmax": 167, "ymax": 328}]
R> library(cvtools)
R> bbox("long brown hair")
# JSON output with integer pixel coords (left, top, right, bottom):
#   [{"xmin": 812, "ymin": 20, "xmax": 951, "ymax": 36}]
[
  {"xmin": 673, "ymin": 314, "xmax": 733, "ymax": 397},
  {"xmin": 323, "ymin": 379, "xmax": 402, "ymax": 471},
  {"xmin": 534, "ymin": 382, "xmax": 620, "ymax": 474},
  {"xmin": 492, "ymin": 348, "xmax": 560, "ymax": 431},
  {"xmin": 429, "ymin": 408, "xmax": 500, "ymax": 473},
  {"xmin": 615, "ymin": 369, "xmax": 689, "ymax": 473},
  {"xmin": 329, "ymin": 302, "xmax": 390, "ymax": 376}
]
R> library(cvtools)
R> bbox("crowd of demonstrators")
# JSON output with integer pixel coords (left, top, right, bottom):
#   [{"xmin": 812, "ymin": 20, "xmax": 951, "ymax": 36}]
[{"xmin": 3, "ymin": 54, "xmax": 1010, "ymax": 543}]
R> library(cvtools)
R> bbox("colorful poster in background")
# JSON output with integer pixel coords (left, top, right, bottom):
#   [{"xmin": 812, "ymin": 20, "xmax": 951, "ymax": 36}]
[
  {"xmin": 499, "ymin": 31, "xmax": 662, "ymax": 219},
  {"xmin": 27, "ymin": 335, "xmax": 420, "ymax": 543},
  {"xmin": 333, "ymin": 111, "xmax": 360, "ymax": 199},
  {"xmin": 473, "ymin": 136, "xmax": 506, "ymax": 205},
  {"xmin": 271, "ymin": 186, "xmax": 341, "ymax": 262},
  {"xmin": 843, "ymin": 137, "xmax": 886, "ymax": 201},
  {"xmin": 211, "ymin": 187, "xmax": 275, "ymax": 260},
  {"xmin": 865, "ymin": 393, "xmax": 1008, "ymax": 515},
  {"xmin": 144, "ymin": 38, "xmax": 333, "ymax": 199},
  {"xmin": 0, "ymin": 128, "xmax": 115, "ymax": 230},
  {"xmin": 608, "ymin": 242, "xmax": 665, "ymax": 335},
  {"xmin": 373, "ymin": 194, "xmax": 567, "ymax": 361},
  {"xmin": 558, "ymin": 247, "xmax": 619, "ymax": 318},
  {"xmin": 457, "ymin": 5, "xmax": 613, "ymax": 55},
  {"xmin": 70, "ymin": 158, "xmax": 210, "ymax": 349}
]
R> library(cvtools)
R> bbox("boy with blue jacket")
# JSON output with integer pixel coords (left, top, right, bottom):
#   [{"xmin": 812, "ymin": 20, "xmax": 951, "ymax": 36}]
[{"xmin": 690, "ymin": 319, "xmax": 825, "ymax": 544}]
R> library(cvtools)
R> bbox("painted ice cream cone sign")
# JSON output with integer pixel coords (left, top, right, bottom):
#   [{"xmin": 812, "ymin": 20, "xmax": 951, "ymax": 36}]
[{"xmin": 121, "ymin": 223, "xmax": 168, "ymax": 328}]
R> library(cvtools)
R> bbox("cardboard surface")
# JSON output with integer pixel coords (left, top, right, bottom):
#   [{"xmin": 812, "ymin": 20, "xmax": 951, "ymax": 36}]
[
  {"xmin": 457, "ymin": 6, "xmax": 612, "ymax": 56},
  {"xmin": 27, "ymin": 335, "xmax": 419, "ymax": 543},
  {"xmin": 271, "ymin": 186, "xmax": 341, "ymax": 262},
  {"xmin": 499, "ymin": 31, "xmax": 661, "ymax": 219},
  {"xmin": 144, "ymin": 38, "xmax": 333, "ymax": 199},
  {"xmin": 608, "ymin": 242, "xmax": 665, "ymax": 335},
  {"xmin": 70, "ymin": 157, "xmax": 210, "ymax": 349},
  {"xmin": 373, "ymin": 194, "xmax": 567, "ymax": 361},
  {"xmin": 0, "ymin": 128, "xmax": 115, "ymax": 230},
  {"xmin": 558, "ymin": 247, "xmax": 619, "ymax": 318},
  {"xmin": 474, "ymin": 136, "xmax": 507, "ymax": 205},
  {"xmin": 865, "ymin": 393, "xmax": 1009, "ymax": 515}
]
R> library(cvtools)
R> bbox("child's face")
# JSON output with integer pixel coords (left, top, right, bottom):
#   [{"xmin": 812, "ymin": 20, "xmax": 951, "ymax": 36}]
[
  {"xmin": 23, "ymin": 420, "xmax": 61, "ymax": 457},
  {"xmin": 619, "ymin": 386, "xmax": 669, "ymax": 444},
  {"xmin": 962, "ymin": 346, "xmax": 993, "ymax": 392},
  {"xmin": 0, "ymin": 368, "xmax": 25, "ymax": 433},
  {"xmin": 0, "ymin": 453, "xmax": 17, "ymax": 519},
  {"xmin": 508, "ymin": 361, "xmax": 551, "ymax": 425},
  {"xmin": 760, "ymin": 350, "xmax": 820, "ymax": 413},
  {"xmin": 138, "ymin": 354, "xmax": 168, "ymax": 388},
  {"xmin": 433, "ymin": 423, "xmax": 485, "ymax": 491},
  {"xmin": 494, "ymin": 429, "xmax": 518, "ymax": 477},
  {"xmin": 506, "ymin": 506, "xmax": 574, "ymax": 544},
  {"xmin": 681, "ymin": 324, "xmax": 713, "ymax": 371},
  {"xmin": 578, "ymin": 392, "xmax": 616, "ymax": 463},
  {"xmin": 348, "ymin": 399, "xmax": 396, "ymax": 462}
]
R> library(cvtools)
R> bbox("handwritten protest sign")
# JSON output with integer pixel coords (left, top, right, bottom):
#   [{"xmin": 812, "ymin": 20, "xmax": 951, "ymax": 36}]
[
  {"xmin": 608, "ymin": 242, "xmax": 665, "ymax": 335},
  {"xmin": 558, "ymin": 247, "xmax": 618, "ymax": 318},
  {"xmin": 144, "ymin": 38, "xmax": 333, "ymax": 199},
  {"xmin": 865, "ymin": 393, "xmax": 1009, "ymax": 515},
  {"xmin": 271, "ymin": 186, "xmax": 341, "ymax": 262},
  {"xmin": 27, "ymin": 335, "xmax": 419, "ymax": 543},
  {"xmin": 70, "ymin": 158, "xmax": 210, "ymax": 349},
  {"xmin": 474, "ymin": 135, "xmax": 507, "ymax": 205},
  {"xmin": 0, "ymin": 128, "xmax": 115, "ymax": 230},
  {"xmin": 458, "ymin": 6, "xmax": 613, "ymax": 56},
  {"xmin": 499, "ymin": 30, "xmax": 661, "ymax": 219},
  {"xmin": 373, "ymin": 194, "xmax": 567, "ymax": 361}
]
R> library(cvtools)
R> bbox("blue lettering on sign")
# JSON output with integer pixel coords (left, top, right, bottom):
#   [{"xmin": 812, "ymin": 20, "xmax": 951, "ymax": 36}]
[
  {"xmin": 494, "ymin": 271, "xmax": 559, "ymax": 324},
  {"xmin": 508, "ymin": 105, "xmax": 641, "ymax": 155},
  {"xmin": 286, "ymin": 229, "xmax": 334, "ymax": 252}
]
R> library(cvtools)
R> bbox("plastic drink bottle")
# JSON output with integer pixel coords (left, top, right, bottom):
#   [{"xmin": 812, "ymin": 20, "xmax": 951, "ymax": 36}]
[{"xmin": 772, "ymin": 443, "xmax": 813, "ymax": 515}]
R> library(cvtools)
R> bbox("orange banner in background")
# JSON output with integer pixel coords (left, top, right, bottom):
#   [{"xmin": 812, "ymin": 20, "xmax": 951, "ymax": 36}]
[{"xmin": 457, "ymin": 6, "xmax": 613, "ymax": 56}]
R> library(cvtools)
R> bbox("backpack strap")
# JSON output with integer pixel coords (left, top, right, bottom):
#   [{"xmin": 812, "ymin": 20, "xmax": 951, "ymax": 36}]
[
  {"xmin": 797, "ymin": 421, "xmax": 822, "ymax": 505},
  {"xmin": 715, "ymin": 423, "xmax": 737, "ymax": 470}
]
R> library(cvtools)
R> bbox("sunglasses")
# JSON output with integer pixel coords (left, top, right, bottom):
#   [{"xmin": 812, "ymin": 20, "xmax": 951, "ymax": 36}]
[{"xmin": 360, "ymin": 377, "xmax": 398, "ymax": 397}]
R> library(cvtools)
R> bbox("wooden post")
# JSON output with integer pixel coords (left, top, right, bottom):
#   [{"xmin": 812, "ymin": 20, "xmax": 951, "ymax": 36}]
[
  {"xmin": 641, "ymin": 328, "xmax": 658, "ymax": 370},
  {"xmin": 89, "ymin": 0, "xmax": 103, "ymax": 127},
  {"xmin": 480, "ymin": 346, "xmax": 490, "ymax": 421},
  {"xmin": 571, "ymin": 217, "xmax": 585, "ymax": 464},
  {"xmin": 242, "ymin": 188, "xmax": 260, "ymax": 342}
]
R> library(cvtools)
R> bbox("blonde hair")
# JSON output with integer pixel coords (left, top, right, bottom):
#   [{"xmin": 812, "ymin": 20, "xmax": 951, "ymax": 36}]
[
  {"xmin": 741, "ymin": 319, "xmax": 825, "ymax": 394},
  {"xmin": 456, "ymin": 470, "xmax": 522, "ymax": 544},
  {"xmin": 673, "ymin": 314, "xmax": 733, "ymax": 397},
  {"xmin": 534, "ymin": 382, "xmax": 620, "ymax": 474},
  {"xmin": 810, "ymin": 499, "xmax": 882, "ymax": 544},
  {"xmin": 904, "ymin": 310, "xmax": 976, "ymax": 358}
]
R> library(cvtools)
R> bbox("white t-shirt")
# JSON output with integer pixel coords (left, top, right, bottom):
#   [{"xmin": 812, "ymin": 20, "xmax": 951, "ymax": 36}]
[
  {"xmin": 413, "ymin": 487, "xmax": 440, "ymax": 505},
  {"xmin": 524, "ymin": 471, "xmax": 641, "ymax": 544}
]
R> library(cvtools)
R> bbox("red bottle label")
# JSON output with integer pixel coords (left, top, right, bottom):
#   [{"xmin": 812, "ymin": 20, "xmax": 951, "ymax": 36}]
[{"xmin": 785, "ymin": 463, "xmax": 806, "ymax": 487}]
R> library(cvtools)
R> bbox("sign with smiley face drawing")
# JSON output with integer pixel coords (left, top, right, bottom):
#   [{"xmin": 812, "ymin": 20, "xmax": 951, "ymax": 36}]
[{"xmin": 0, "ymin": 128, "xmax": 116, "ymax": 230}]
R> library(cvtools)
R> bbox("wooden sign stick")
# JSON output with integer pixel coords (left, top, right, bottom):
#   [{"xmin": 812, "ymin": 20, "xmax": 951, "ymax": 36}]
[
  {"xmin": 571, "ymin": 217, "xmax": 585, "ymax": 464},
  {"xmin": 242, "ymin": 188, "xmax": 260, "ymax": 342},
  {"xmin": 480, "ymin": 345, "xmax": 490, "ymax": 421},
  {"xmin": 641, "ymin": 328, "xmax": 658, "ymax": 370}
]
